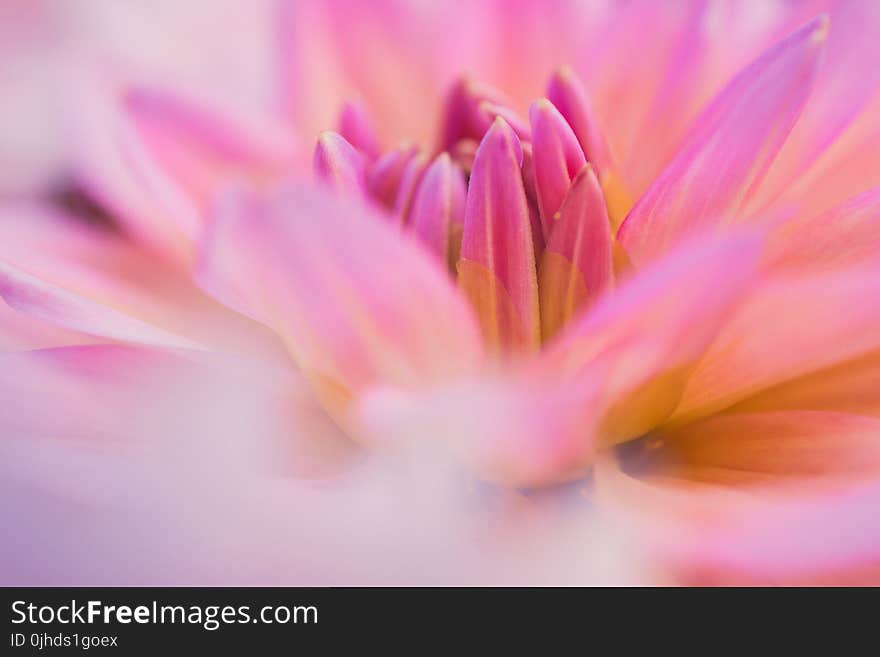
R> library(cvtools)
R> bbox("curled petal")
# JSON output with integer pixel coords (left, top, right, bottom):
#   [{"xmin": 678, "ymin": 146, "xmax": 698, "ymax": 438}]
[
  {"xmin": 539, "ymin": 165, "xmax": 613, "ymax": 340},
  {"xmin": 618, "ymin": 16, "xmax": 828, "ymax": 265},
  {"xmin": 313, "ymin": 131, "xmax": 366, "ymax": 196},
  {"xmin": 459, "ymin": 118, "xmax": 540, "ymax": 354},
  {"xmin": 529, "ymin": 98, "xmax": 587, "ymax": 240}
]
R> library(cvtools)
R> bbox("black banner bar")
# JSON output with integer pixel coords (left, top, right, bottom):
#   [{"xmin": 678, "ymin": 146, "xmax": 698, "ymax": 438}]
[{"xmin": 1, "ymin": 587, "xmax": 868, "ymax": 652}]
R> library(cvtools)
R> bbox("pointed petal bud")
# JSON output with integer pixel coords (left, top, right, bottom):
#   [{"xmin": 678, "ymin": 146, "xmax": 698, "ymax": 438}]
[
  {"xmin": 546, "ymin": 67, "xmax": 613, "ymax": 175},
  {"xmin": 392, "ymin": 152, "xmax": 429, "ymax": 224},
  {"xmin": 313, "ymin": 131, "xmax": 366, "ymax": 196},
  {"xmin": 337, "ymin": 98, "xmax": 382, "ymax": 161},
  {"xmin": 459, "ymin": 118, "xmax": 540, "ymax": 353},
  {"xmin": 365, "ymin": 142, "xmax": 419, "ymax": 210},
  {"xmin": 539, "ymin": 165, "xmax": 613, "ymax": 340},
  {"xmin": 529, "ymin": 98, "xmax": 587, "ymax": 240},
  {"xmin": 410, "ymin": 153, "xmax": 466, "ymax": 270},
  {"xmin": 547, "ymin": 69, "xmax": 630, "ymax": 229},
  {"xmin": 618, "ymin": 16, "xmax": 828, "ymax": 266}
]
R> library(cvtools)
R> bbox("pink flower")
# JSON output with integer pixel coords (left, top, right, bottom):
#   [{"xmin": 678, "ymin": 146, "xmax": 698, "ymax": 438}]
[{"xmin": 2, "ymin": 0, "xmax": 880, "ymax": 585}]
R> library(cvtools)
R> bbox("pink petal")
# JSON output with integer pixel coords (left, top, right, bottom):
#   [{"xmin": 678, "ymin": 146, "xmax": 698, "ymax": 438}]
[
  {"xmin": 0, "ymin": 260, "xmax": 202, "ymax": 350},
  {"xmin": 0, "ymin": 201, "xmax": 278, "ymax": 355},
  {"xmin": 749, "ymin": 1, "xmax": 880, "ymax": 213},
  {"xmin": 764, "ymin": 186, "xmax": 880, "ymax": 273},
  {"xmin": 731, "ymin": 350, "xmax": 880, "ymax": 418},
  {"xmin": 278, "ymin": 0, "xmax": 446, "ymax": 148},
  {"xmin": 197, "ymin": 184, "xmax": 484, "ymax": 428},
  {"xmin": 537, "ymin": 229, "xmax": 762, "ymax": 445},
  {"xmin": 636, "ymin": 411, "xmax": 880, "ymax": 483},
  {"xmin": 613, "ymin": 0, "xmax": 710, "ymax": 197},
  {"xmin": 617, "ymin": 16, "xmax": 828, "ymax": 266},
  {"xmin": 529, "ymin": 98, "xmax": 587, "ymax": 240},
  {"xmin": 760, "ymin": 91, "xmax": 880, "ymax": 218},
  {"xmin": 337, "ymin": 98, "xmax": 382, "ymax": 160},
  {"xmin": 681, "ymin": 480, "xmax": 880, "ymax": 584},
  {"xmin": 539, "ymin": 165, "xmax": 613, "ymax": 340},
  {"xmin": 78, "ymin": 81, "xmax": 298, "ymax": 262},
  {"xmin": 312, "ymin": 131, "xmax": 367, "ymax": 196},
  {"xmin": 410, "ymin": 153, "xmax": 466, "ymax": 270},
  {"xmin": 595, "ymin": 452, "xmax": 880, "ymax": 585},
  {"xmin": 123, "ymin": 85, "xmax": 296, "ymax": 213},
  {"xmin": 674, "ymin": 262, "xmax": 880, "ymax": 423},
  {"xmin": 458, "ymin": 118, "xmax": 540, "ymax": 354}
]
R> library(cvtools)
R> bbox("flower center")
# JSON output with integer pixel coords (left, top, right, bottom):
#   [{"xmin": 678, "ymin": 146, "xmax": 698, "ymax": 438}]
[{"xmin": 315, "ymin": 69, "xmax": 634, "ymax": 355}]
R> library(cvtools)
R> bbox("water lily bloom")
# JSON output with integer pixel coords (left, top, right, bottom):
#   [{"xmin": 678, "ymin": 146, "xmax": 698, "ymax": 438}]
[{"xmin": 3, "ymin": 0, "xmax": 880, "ymax": 585}]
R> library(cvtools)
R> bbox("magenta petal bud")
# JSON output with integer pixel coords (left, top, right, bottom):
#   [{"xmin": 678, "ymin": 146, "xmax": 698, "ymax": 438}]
[
  {"xmin": 529, "ymin": 98, "xmax": 587, "ymax": 241},
  {"xmin": 313, "ymin": 131, "xmax": 367, "ymax": 196},
  {"xmin": 546, "ymin": 67, "xmax": 612, "ymax": 175},
  {"xmin": 539, "ymin": 165, "xmax": 613, "ymax": 339},
  {"xmin": 459, "ymin": 118, "xmax": 540, "ymax": 353},
  {"xmin": 410, "ymin": 153, "xmax": 466, "ymax": 269}
]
